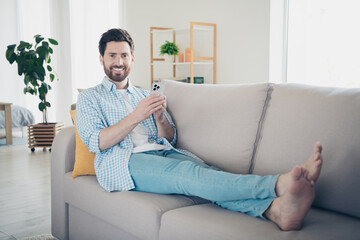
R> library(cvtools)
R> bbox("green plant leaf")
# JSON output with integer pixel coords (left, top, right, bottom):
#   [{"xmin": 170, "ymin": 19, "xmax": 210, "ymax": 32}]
[
  {"xmin": 17, "ymin": 61, "xmax": 23, "ymax": 76},
  {"xmin": 5, "ymin": 45, "xmax": 16, "ymax": 61},
  {"xmin": 17, "ymin": 41, "xmax": 32, "ymax": 51},
  {"xmin": 32, "ymin": 71, "xmax": 40, "ymax": 80},
  {"xmin": 47, "ymin": 65, "xmax": 52, "ymax": 72},
  {"xmin": 36, "ymin": 46, "xmax": 48, "ymax": 62},
  {"xmin": 29, "ymin": 76, "xmax": 39, "ymax": 86},
  {"xmin": 41, "ymin": 82, "xmax": 49, "ymax": 94},
  {"xmin": 5, "ymin": 48, "xmax": 17, "ymax": 64},
  {"xmin": 48, "ymin": 38, "xmax": 58, "ymax": 45},
  {"xmin": 42, "ymin": 41, "xmax": 49, "ymax": 48},
  {"xmin": 45, "ymin": 102, "xmax": 51, "ymax": 107},
  {"xmin": 48, "ymin": 47, "xmax": 53, "ymax": 54},
  {"xmin": 38, "ymin": 102, "xmax": 45, "ymax": 112},
  {"xmin": 9, "ymin": 53, "xmax": 17, "ymax": 64},
  {"xmin": 35, "ymin": 36, "xmax": 44, "ymax": 44},
  {"xmin": 38, "ymin": 66, "xmax": 45, "ymax": 78},
  {"xmin": 39, "ymin": 91, "xmax": 44, "ymax": 100},
  {"xmin": 50, "ymin": 73, "xmax": 55, "ymax": 82},
  {"xmin": 7, "ymin": 44, "xmax": 16, "ymax": 51},
  {"xmin": 24, "ymin": 74, "xmax": 32, "ymax": 85}
]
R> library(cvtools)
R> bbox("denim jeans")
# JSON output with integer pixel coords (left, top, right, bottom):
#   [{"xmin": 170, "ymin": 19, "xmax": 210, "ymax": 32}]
[{"xmin": 129, "ymin": 149, "xmax": 278, "ymax": 218}]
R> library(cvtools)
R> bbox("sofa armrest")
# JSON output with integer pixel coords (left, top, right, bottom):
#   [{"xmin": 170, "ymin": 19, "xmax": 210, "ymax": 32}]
[{"xmin": 51, "ymin": 126, "xmax": 76, "ymax": 240}]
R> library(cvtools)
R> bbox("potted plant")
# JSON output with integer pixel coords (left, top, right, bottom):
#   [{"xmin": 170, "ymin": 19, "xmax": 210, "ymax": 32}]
[
  {"xmin": 5, "ymin": 34, "xmax": 58, "ymax": 124},
  {"xmin": 5, "ymin": 35, "xmax": 63, "ymax": 152},
  {"xmin": 160, "ymin": 40, "xmax": 179, "ymax": 62}
]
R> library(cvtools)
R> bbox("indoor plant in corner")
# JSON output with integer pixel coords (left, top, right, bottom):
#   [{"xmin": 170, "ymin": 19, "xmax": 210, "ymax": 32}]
[
  {"xmin": 160, "ymin": 40, "xmax": 179, "ymax": 62},
  {"xmin": 5, "ymin": 34, "xmax": 63, "ymax": 151}
]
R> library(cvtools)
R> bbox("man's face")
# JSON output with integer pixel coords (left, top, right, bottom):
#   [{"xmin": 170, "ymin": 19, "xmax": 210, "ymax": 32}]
[{"xmin": 100, "ymin": 41, "xmax": 134, "ymax": 83}]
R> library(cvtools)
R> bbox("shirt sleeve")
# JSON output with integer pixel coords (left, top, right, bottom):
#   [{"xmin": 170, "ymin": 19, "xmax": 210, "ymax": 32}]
[{"xmin": 76, "ymin": 91, "xmax": 105, "ymax": 153}]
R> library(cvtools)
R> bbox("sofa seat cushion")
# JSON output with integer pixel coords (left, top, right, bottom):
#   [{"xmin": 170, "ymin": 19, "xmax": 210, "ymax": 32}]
[
  {"xmin": 159, "ymin": 203, "xmax": 360, "ymax": 240},
  {"xmin": 252, "ymin": 84, "xmax": 360, "ymax": 218},
  {"xmin": 164, "ymin": 81, "xmax": 271, "ymax": 174},
  {"xmin": 63, "ymin": 172, "xmax": 208, "ymax": 240}
]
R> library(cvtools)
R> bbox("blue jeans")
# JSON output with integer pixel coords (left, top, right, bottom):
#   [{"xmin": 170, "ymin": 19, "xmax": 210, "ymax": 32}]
[{"xmin": 129, "ymin": 150, "xmax": 278, "ymax": 218}]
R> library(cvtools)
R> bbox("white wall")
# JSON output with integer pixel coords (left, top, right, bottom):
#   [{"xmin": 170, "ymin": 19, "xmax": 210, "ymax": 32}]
[{"xmin": 124, "ymin": 0, "xmax": 271, "ymax": 89}]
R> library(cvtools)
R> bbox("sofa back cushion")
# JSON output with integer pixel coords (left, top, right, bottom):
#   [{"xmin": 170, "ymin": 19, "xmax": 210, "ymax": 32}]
[
  {"xmin": 252, "ymin": 84, "xmax": 360, "ymax": 218},
  {"xmin": 164, "ymin": 80, "xmax": 270, "ymax": 174}
]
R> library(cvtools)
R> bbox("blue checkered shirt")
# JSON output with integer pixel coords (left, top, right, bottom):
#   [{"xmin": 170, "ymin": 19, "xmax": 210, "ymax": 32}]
[{"xmin": 76, "ymin": 77, "xmax": 197, "ymax": 192}]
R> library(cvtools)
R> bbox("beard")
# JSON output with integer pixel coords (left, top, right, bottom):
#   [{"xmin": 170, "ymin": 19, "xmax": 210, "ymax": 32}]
[{"xmin": 103, "ymin": 63, "xmax": 131, "ymax": 83}]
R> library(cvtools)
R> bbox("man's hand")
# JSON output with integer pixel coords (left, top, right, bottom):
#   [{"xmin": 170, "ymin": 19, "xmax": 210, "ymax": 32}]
[
  {"xmin": 99, "ymin": 94, "xmax": 166, "ymax": 151},
  {"xmin": 131, "ymin": 94, "xmax": 166, "ymax": 123},
  {"xmin": 154, "ymin": 95, "xmax": 167, "ymax": 123}
]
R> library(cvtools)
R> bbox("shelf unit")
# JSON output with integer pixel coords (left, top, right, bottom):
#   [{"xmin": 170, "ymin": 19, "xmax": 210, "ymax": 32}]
[{"xmin": 150, "ymin": 22, "xmax": 216, "ymax": 85}]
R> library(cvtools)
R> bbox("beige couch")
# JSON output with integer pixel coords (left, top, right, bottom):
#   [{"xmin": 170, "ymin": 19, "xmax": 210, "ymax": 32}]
[{"xmin": 51, "ymin": 81, "xmax": 360, "ymax": 239}]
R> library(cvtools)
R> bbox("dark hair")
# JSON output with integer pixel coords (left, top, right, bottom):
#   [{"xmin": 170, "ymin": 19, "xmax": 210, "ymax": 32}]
[{"xmin": 98, "ymin": 28, "xmax": 134, "ymax": 56}]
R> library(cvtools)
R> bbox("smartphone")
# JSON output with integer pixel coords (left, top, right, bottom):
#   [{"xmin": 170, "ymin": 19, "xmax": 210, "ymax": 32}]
[{"xmin": 151, "ymin": 81, "xmax": 165, "ymax": 95}]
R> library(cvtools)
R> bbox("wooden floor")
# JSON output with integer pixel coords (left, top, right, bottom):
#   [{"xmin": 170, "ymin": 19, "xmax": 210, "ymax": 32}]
[{"xmin": 0, "ymin": 135, "xmax": 52, "ymax": 240}]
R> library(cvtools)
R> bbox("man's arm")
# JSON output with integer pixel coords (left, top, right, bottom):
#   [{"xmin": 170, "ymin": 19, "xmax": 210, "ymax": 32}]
[
  {"xmin": 99, "ymin": 94, "xmax": 166, "ymax": 151},
  {"xmin": 154, "ymin": 95, "xmax": 174, "ymax": 143}
]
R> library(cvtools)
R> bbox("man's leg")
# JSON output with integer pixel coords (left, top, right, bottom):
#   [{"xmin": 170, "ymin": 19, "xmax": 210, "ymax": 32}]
[
  {"xmin": 148, "ymin": 150, "xmax": 278, "ymax": 219},
  {"xmin": 129, "ymin": 143, "xmax": 323, "ymax": 231},
  {"xmin": 129, "ymin": 150, "xmax": 278, "ymax": 202}
]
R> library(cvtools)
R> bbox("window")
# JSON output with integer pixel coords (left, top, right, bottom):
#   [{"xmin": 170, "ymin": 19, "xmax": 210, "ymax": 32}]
[{"xmin": 286, "ymin": 0, "xmax": 360, "ymax": 88}]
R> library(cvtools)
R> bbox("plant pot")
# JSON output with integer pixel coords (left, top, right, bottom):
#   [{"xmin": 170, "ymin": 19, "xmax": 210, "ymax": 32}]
[
  {"xmin": 164, "ymin": 55, "xmax": 175, "ymax": 63},
  {"xmin": 28, "ymin": 122, "xmax": 64, "ymax": 151}
]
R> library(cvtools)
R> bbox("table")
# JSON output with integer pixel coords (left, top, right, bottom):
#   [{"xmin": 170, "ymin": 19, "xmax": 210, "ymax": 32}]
[{"xmin": 0, "ymin": 102, "xmax": 12, "ymax": 144}]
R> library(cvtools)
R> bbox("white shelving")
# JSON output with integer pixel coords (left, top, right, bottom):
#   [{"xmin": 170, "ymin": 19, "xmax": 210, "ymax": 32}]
[{"xmin": 150, "ymin": 22, "xmax": 216, "ymax": 84}]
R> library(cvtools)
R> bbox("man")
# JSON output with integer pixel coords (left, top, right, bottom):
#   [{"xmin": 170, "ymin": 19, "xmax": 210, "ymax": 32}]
[{"xmin": 77, "ymin": 28, "xmax": 323, "ymax": 231}]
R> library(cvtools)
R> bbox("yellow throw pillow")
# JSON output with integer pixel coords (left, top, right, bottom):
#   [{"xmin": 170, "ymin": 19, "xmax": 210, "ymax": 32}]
[{"xmin": 69, "ymin": 110, "xmax": 96, "ymax": 178}]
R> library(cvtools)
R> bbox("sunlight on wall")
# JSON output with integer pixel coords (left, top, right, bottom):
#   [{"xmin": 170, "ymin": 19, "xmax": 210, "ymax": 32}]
[{"xmin": 287, "ymin": 0, "xmax": 360, "ymax": 88}]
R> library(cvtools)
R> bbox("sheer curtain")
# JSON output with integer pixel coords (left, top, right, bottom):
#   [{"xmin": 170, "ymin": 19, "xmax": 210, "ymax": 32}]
[
  {"xmin": 6, "ymin": 0, "xmax": 123, "ymax": 125},
  {"xmin": 68, "ymin": 0, "xmax": 123, "ymax": 103},
  {"xmin": 15, "ymin": 0, "xmax": 53, "ymax": 124},
  {"xmin": 286, "ymin": 0, "xmax": 360, "ymax": 88}
]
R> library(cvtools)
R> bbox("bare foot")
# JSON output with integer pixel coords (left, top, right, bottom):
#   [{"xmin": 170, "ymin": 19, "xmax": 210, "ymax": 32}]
[
  {"xmin": 276, "ymin": 142, "xmax": 323, "ymax": 196},
  {"xmin": 265, "ymin": 166, "xmax": 315, "ymax": 231},
  {"xmin": 302, "ymin": 142, "xmax": 323, "ymax": 183}
]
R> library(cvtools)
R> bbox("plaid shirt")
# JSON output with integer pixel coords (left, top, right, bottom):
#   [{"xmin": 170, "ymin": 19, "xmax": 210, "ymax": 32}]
[{"xmin": 76, "ymin": 77, "xmax": 180, "ymax": 192}]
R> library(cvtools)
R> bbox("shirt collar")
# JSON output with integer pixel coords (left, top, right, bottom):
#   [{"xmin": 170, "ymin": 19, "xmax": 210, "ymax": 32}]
[{"xmin": 102, "ymin": 77, "xmax": 136, "ymax": 94}]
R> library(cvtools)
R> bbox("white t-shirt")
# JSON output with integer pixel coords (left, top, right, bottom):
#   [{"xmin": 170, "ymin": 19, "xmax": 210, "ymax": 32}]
[{"xmin": 118, "ymin": 89, "xmax": 171, "ymax": 153}]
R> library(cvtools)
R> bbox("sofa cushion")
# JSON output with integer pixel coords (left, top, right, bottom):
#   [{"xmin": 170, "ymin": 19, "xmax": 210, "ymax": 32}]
[
  {"xmin": 63, "ymin": 172, "xmax": 208, "ymax": 240},
  {"xmin": 164, "ymin": 80, "xmax": 271, "ymax": 174},
  {"xmin": 252, "ymin": 84, "xmax": 360, "ymax": 218},
  {"xmin": 69, "ymin": 110, "xmax": 96, "ymax": 178},
  {"xmin": 159, "ymin": 203, "xmax": 360, "ymax": 240}
]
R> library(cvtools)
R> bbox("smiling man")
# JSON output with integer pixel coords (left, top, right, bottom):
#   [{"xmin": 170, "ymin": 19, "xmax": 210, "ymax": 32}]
[
  {"xmin": 76, "ymin": 28, "xmax": 323, "ymax": 231},
  {"xmin": 100, "ymin": 41, "xmax": 133, "ymax": 87}
]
